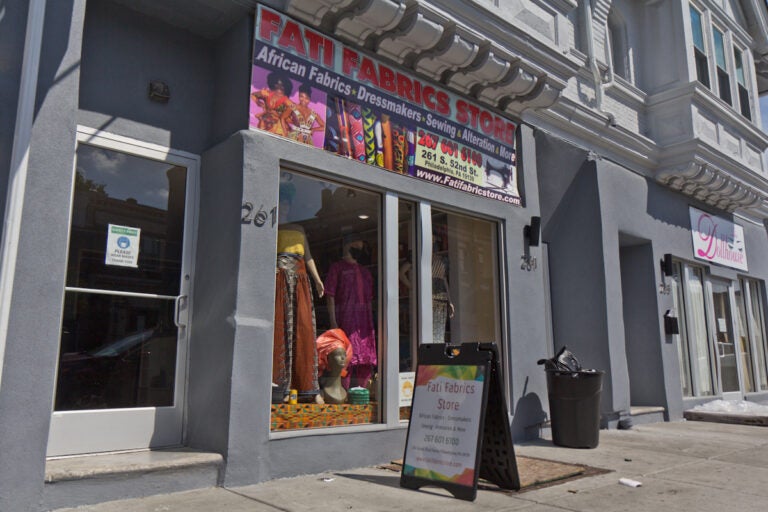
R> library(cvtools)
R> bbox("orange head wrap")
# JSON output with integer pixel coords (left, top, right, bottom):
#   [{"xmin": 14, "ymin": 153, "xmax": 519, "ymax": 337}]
[{"xmin": 315, "ymin": 328, "xmax": 353, "ymax": 377}]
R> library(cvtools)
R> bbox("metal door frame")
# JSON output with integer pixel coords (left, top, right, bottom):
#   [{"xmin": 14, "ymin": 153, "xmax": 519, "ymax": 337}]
[{"xmin": 47, "ymin": 126, "xmax": 199, "ymax": 456}]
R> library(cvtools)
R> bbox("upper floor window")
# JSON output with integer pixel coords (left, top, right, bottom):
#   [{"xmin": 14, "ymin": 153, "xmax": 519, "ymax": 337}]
[
  {"xmin": 690, "ymin": 5, "xmax": 710, "ymax": 88},
  {"xmin": 607, "ymin": 8, "xmax": 631, "ymax": 82},
  {"xmin": 713, "ymin": 27, "xmax": 732, "ymax": 105},
  {"xmin": 688, "ymin": 3, "xmax": 754, "ymax": 121},
  {"xmin": 734, "ymin": 47, "xmax": 752, "ymax": 120}
]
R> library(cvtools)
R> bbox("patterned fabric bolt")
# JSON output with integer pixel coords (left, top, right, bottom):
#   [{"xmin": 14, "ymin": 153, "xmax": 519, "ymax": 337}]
[
  {"xmin": 347, "ymin": 102, "xmax": 366, "ymax": 161},
  {"xmin": 374, "ymin": 119, "xmax": 385, "ymax": 167},
  {"xmin": 406, "ymin": 129, "xmax": 416, "ymax": 175},
  {"xmin": 392, "ymin": 124, "xmax": 407, "ymax": 174},
  {"xmin": 336, "ymin": 97, "xmax": 351, "ymax": 157},
  {"xmin": 363, "ymin": 107, "xmax": 376, "ymax": 165}
]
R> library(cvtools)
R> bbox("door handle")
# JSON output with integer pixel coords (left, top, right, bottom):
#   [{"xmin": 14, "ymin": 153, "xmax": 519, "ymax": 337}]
[{"xmin": 174, "ymin": 295, "xmax": 188, "ymax": 328}]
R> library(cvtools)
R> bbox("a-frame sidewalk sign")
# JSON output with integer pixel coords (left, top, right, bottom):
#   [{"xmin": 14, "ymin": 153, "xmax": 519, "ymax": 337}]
[{"xmin": 400, "ymin": 342, "xmax": 521, "ymax": 501}]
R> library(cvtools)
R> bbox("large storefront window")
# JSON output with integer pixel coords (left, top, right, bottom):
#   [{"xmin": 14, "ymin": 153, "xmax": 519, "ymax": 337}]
[
  {"xmin": 398, "ymin": 201, "xmax": 417, "ymax": 420},
  {"xmin": 271, "ymin": 171, "xmax": 381, "ymax": 431},
  {"xmin": 269, "ymin": 171, "xmax": 505, "ymax": 431},
  {"xmin": 431, "ymin": 210, "xmax": 501, "ymax": 345},
  {"xmin": 673, "ymin": 260, "xmax": 768, "ymax": 398},
  {"xmin": 673, "ymin": 263, "xmax": 715, "ymax": 397},
  {"xmin": 736, "ymin": 278, "xmax": 768, "ymax": 392}
]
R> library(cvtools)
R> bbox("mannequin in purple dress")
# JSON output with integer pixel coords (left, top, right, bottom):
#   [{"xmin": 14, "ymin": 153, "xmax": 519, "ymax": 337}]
[{"xmin": 324, "ymin": 234, "xmax": 377, "ymax": 389}]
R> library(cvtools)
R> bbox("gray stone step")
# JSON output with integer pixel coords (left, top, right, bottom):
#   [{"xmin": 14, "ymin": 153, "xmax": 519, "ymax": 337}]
[{"xmin": 44, "ymin": 448, "xmax": 223, "ymax": 510}]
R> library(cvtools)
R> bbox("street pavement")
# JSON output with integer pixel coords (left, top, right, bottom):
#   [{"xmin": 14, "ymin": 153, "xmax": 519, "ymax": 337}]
[{"xmin": 53, "ymin": 420, "xmax": 768, "ymax": 511}]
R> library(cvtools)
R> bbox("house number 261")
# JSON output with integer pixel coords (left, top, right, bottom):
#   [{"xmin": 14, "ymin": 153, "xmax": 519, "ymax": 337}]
[{"xmin": 242, "ymin": 202, "xmax": 277, "ymax": 227}]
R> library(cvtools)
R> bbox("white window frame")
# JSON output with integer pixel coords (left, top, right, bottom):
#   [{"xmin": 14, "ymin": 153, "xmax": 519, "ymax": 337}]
[
  {"xmin": 268, "ymin": 171, "xmax": 511, "ymax": 437},
  {"xmin": 739, "ymin": 278, "xmax": 768, "ymax": 392},
  {"xmin": 689, "ymin": 2, "xmax": 756, "ymax": 121}
]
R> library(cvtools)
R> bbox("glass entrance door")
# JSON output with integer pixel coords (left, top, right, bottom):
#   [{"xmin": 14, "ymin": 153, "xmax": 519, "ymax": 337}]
[
  {"xmin": 711, "ymin": 280, "xmax": 741, "ymax": 399},
  {"xmin": 48, "ymin": 132, "xmax": 197, "ymax": 456}
]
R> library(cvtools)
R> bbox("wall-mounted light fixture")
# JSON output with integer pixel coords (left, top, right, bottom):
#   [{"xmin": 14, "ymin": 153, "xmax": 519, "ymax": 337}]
[
  {"xmin": 658, "ymin": 253, "xmax": 673, "ymax": 294},
  {"xmin": 661, "ymin": 253, "xmax": 673, "ymax": 276},
  {"xmin": 520, "ymin": 216, "xmax": 541, "ymax": 271},
  {"xmin": 524, "ymin": 216, "xmax": 541, "ymax": 247},
  {"xmin": 148, "ymin": 80, "xmax": 170, "ymax": 103}
]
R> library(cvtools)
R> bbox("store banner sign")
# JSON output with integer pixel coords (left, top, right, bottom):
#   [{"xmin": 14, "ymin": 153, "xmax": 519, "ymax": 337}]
[
  {"xmin": 402, "ymin": 365, "xmax": 485, "ymax": 488},
  {"xmin": 105, "ymin": 224, "xmax": 140, "ymax": 268},
  {"xmin": 250, "ymin": 6, "xmax": 520, "ymax": 205},
  {"xmin": 689, "ymin": 207, "xmax": 748, "ymax": 271}
]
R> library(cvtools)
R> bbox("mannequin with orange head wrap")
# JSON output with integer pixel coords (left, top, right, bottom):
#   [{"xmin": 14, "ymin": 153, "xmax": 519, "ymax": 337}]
[{"xmin": 315, "ymin": 329, "xmax": 353, "ymax": 404}]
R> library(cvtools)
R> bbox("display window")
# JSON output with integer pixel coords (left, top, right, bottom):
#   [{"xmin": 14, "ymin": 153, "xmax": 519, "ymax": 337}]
[
  {"xmin": 735, "ymin": 278, "xmax": 768, "ymax": 392},
  {"xmin": 271, "ymin": 170, "xmax": 381, "ymax": 431},
  {"xmin": 398, "ymin": 200, "xmax": 417, "ymax": 420},
  {"xmin": 673, "ymin": 260, "xmax": 768, "ymax": 398},
  {"xmin": 269, "ymin": 171, "xmax": 505, "ymax": 432},
  {"xmin": 673, "ymin": 262, "xmax": 716, "ymax": 397}
]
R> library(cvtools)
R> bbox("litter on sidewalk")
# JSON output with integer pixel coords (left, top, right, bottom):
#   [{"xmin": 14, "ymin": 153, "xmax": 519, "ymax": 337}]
[{"xmin": 618, "ymin": 477, "xmax": 642, "ymax": 488}]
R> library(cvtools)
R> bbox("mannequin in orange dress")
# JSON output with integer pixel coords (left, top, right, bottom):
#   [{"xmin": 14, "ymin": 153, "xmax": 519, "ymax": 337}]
[{"xmin": 273, "ymin": 182, "xmax": 325, "ymax": 403}]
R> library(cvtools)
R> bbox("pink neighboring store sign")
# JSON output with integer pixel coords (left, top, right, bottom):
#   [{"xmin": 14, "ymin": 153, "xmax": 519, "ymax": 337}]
[{"xmin": 689, "ymin": 207, "xmax": 748, "ymax": 271}]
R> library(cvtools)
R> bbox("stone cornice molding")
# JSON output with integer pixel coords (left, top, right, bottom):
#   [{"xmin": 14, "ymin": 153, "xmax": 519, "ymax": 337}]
[
  {"xmin": 284, "ymin": 0, "xmax": 582, "ymax": 115},
  {"xmin": 333, "ymin": 0, "xmax": 407, "ymax": 44},
  {"xmin": 284, "ymin": 0, "xmax": 358, "ymax": 26},
  {"xmin": 656, "ymin": 161, "xmax": 764, "ymax": 212},
  {"xmin": 374, "ymin": 3, "xmax": 447, "ymax": 64}
]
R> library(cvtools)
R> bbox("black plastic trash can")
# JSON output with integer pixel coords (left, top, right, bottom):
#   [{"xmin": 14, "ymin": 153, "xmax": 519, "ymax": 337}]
[{"xmin": 545, "ymin": 369, "xmax": 604, "ymax": 448}]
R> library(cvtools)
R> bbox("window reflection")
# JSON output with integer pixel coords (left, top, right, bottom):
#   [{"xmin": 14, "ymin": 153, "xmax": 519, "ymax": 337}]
[
  {"xmin": 67, "ymin": 144, "xmax": 187, "ymax": 296},
  {"xmin": 431, "ymin": 210, "xmax": 500, "ymax": 345},
  {"xmin": 56, "ymin": 293, "xmax": 177, "ymax": 410},
  {"xmin": 56, "ymin": 145, "xmax": 188, "ymax": 413}
]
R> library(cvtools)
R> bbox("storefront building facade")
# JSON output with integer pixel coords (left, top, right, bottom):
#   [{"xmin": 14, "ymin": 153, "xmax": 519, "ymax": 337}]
[
  {"xmin": 535, "ymin": 0, "xmax": 768, "ymax": 427},
  {"xmin": 1, "ymin": 0, "xmax": 768, "ymax": 510}
]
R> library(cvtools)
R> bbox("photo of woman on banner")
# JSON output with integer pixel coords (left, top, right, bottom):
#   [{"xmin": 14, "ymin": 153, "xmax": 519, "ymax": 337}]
[
  {"xmin": 283, "ymin": 83, "xmax": 327, "ymax": 148},
  {"xmin": 250, "ymin": 70, "xmax": 294, "ymax": 136}
]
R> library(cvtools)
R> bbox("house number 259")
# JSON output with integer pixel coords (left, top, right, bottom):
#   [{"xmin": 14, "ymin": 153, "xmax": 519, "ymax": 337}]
[{"xmin": 242, "ymin": 202, "xmax": 277, "ymax": 227}]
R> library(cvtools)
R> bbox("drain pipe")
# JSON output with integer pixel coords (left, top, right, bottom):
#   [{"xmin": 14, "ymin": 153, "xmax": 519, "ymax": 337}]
[
  {"xmin": 584, "ymin": 0, "xmax": 616, "ymax": 127},
  {"xmin": 0, "ymin": 0, "xmax": 47, "ymax": 387}
]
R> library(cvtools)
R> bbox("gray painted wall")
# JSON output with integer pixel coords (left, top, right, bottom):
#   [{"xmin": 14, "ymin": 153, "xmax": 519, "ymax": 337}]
[
  {"xmin": 620, "ymin": 242, "xmax": 667, "ymax": 409},
  {"xmin": 0, "ymin": 0, "xmax": 30, "ymax": 242},
  {"xmin": 211, "ymin": 17, "xmax": 252, "ymax": 146},
  {"xmin": 78, "ymin": 0, "xmax": 216, "ymax": 154},
  {"xmin": 0, "ymin": 1, "xmax": 85, "ymax": 510},
  {"xmin": 539, "ymin": 129, "xmax": 768, "ymax": 426},
  {"xmin": 186, "ymin": 134, "xmax": 243, "ymax": 457}
]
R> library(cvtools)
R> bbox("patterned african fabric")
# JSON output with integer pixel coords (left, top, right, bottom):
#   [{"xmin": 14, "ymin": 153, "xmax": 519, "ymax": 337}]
[
  {"xmin": 273, "ymin": 254, "xmax": 319, "ymax": 396},
  {"xmin": 432, "ymin": 255, "xmax": 450, "ymax": 343},
  {"xmin": 336, "ymin": 97, "xmax": 351, "ymax": 157},
  {"xmin": 363, "ymin": 107, "xmax": 376, "ymax": 165},
  {"xmin": 288, "ymin": 106, "xmax": 319, "ymax": 145},
  {"xmin": 324, "ymin": 260, "xmax": 377, "ymax": 370},
  {"xmin": 253, "ymin": 90, "xmax": 291, "ymax": 136},
  {"xmin": 347, "ymin": 102, "xmax": 366, "ymax": 161}
]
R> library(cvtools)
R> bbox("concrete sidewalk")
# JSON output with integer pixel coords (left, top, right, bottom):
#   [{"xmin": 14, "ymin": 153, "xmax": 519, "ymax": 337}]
[{"xmin": 52, "ymin": 420, "xmax": 768, "ymax": 511}]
